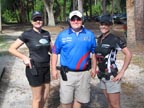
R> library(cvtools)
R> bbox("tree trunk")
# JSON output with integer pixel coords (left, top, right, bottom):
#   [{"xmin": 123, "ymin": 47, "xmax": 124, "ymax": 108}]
[
  {"xmin": 102, "ymin": 0, "xmax": 106, "ymax": 14},
  {"xmin": 70, "ymin": 0, "xmax": 73, "ymax": 11},
  {"xmin": 111, "ymin": 0, "xmax": 114, "ymax": 16},
  {"xmin": 89, "ymin": 0, "xmax": 92, "ymax": 18},
  {"xmin": 0, "ymin": 0, "xmax": 2, "ymax": 33},
  {"xmin": 43, "ymin": 8, "xmax": 47, "ymax": 26},
  {"xmin": 43, "ymin": 0, "xmax": 55, "ymax": 26},
  {"xmin": 78, "ymin": 0, "xmax": 83, "ymax": 13},
  {"xmin": 73, "ymin": 0, "xmax": 77, "ymax": 10},
  {"xmin": 63, "ymin": 0, "xmax": 67, "ymax": 21},
  {"xmin": 18, "ymin": 2, "xmax": 27, "ymax": 23},
  {"xmin": 95, "ymin": 0, "xmax": 97, "ymax": 6},
  {"xmin": 126, "ymin": 0, "xmax": 136, "ymax": 46},
  {"xmin": 135, "ymin": 0, "xmax": 144, "ymax": 40},
  {"xmin": 55, "ymin": 0, "xmax": 61, "ymax": 22}
]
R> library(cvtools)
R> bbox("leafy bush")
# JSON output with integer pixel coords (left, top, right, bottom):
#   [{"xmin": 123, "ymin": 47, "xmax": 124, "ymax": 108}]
[
  {"xmin": 2, "ymin": 10, "xmax": 17, "ymax": 23},
  {"xmin": 92, "ymin": 2, "xmax": 102, "ymax": 15}
]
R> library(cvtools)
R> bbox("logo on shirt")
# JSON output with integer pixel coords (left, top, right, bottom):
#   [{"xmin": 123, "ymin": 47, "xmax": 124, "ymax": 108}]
[
  {"xmin": 82, "ymin": 36, "xmax": 90, "ymax": 41},
  {"xmin": 39, "ymin": 39, "xmax": 49, "ymax": 45},
  {"xmin": 43, "ymin": 35, "xmax": 49, "ymax": 37},
  {"xmin": 62, "ymin": 37, "xmax": 72, "ymax": 43},
  {"xmin": 101, "ymin": 44, "xmax": 110, "ymax": 48}
]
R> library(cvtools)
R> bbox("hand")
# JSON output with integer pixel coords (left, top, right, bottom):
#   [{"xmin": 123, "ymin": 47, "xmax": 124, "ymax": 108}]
[
  {"xmin": 23, "ymin": 57, "xmax": 31, "ymax": 68},
  {"xmin": 90, "ymin": 68, "xmax": 96, "ymax": 78},
  {"xmin": 112, "ymin": 71, "xmax": 124, "ymax": 81},
  {"xmin": 52, "ymin": 69, "xmax": 59, "ymax": 80}
]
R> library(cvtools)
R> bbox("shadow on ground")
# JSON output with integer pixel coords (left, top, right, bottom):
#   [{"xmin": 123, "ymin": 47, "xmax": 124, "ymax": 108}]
[{"xmin": 0, "ymin": 55, "xmax": 16, "ymax": 106}]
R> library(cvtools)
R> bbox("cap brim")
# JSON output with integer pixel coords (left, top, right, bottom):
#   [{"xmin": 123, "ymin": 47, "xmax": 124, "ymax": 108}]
[
  {"xmin": 32, "ymin": 15, "xmax": 42, "ymax": 20},
  {"xmin": 100, "ymin": 21, "xmax": 112, "ymax": 25},
  {"xmin": 70, "ymin": 15, "xmax": 82, "ymax": 19}
]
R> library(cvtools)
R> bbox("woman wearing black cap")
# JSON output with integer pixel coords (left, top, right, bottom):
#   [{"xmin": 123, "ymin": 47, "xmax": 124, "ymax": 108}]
[
  {"xmin": 95, "ymin": 15, "xmax": 132, "ymax": 108},
  {"xmin": 9, "ymin": 11, "xmax": 52, "ymax": 108}
]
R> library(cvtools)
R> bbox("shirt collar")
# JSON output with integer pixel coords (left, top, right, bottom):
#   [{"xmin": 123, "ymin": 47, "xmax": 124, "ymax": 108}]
[{"xmin": 68, "ymin": 26, "xmax": 86, "ymax": 34}]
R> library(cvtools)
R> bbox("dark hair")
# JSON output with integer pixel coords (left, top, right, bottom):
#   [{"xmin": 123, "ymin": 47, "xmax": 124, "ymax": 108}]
[{"xmin": 100, "ymin": 14, "xmax": 112, "ymax": 25}]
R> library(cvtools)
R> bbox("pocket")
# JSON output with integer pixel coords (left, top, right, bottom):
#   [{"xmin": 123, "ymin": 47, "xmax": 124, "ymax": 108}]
[
  {"xmin": 34, "ymin": 62, "xmax": 50, "ymax": 68},
  {"xmin": 27, "ymin": 65, "xmax": 38, "ymax": 76}
]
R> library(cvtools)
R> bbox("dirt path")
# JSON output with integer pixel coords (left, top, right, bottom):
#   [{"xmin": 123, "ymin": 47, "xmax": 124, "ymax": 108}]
[
  {"xmin": 0, "ymin": 53, "xmax": 144, "ymax": 108},
  {"xmin": 0, "ymin": 23, "xmax": 144, "ymax": 108}
]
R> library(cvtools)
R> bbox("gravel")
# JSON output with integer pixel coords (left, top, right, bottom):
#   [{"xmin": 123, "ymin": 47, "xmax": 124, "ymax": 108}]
[{"xmin": 0, "ymin": 29, "xmax": 144, "ymax": 108}]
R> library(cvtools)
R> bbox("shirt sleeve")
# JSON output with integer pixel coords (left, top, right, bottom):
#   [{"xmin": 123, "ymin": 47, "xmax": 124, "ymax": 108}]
[
  {"xmin": 18, "ymin": 32, "xmax": 28, "ymax": 43},
  {"xmin": 91, "ymin": 33, "xmax": 97, "ymax": 53},
  {"xmin": 52, "ymin": 33, "xmax": 62, "ymax": 54},
  {"xmin": 115, "ymin": 36, "xmax": 126, "ymax": 50}
]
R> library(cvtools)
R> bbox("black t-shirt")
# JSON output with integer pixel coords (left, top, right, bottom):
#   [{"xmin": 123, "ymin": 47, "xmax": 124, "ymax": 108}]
[
  {"xmin": 95, "ymin": 33, "xmax": 126, "ymax": 73},
  {"xmin": 19, "ymin": 29, "xmax": 51, "ymax": 62}
]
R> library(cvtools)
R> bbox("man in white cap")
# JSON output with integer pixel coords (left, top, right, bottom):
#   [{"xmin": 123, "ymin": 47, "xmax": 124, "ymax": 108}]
[{"xmin": 51, "ymin": 10, "xmax": 97, "ymax": 108}]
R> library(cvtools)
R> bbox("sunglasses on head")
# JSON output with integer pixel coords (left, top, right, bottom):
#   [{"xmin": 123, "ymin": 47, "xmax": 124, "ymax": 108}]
[
  {"xmin": 33, "ymin": 17, "xmax": 42, "ymax": 22},
  {"xmin": 70, "ymin": 17, "xmax": 82, "ymax": 22}
]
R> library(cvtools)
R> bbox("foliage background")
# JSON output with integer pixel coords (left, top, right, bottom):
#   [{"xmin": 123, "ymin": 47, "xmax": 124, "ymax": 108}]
[{"xmin": 1, "ymin": 0, "xmax": 126, "ymax": 23}]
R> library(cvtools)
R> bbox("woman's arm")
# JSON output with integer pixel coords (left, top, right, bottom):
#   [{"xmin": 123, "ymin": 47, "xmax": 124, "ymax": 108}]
[
  {"xmin": 112, "ymin": 47, "xmax": 132, "ymax": 81},
  {"xmin": 120, "ymin": 47, "xmax": 132, "ymax": 72},
  {"xmin": 8, "ymin": 39, "xmax": 31, "ymax": 68},
  {"xmin": 51, "ymin": 53, "xmax": 59, "ymax": 80}
]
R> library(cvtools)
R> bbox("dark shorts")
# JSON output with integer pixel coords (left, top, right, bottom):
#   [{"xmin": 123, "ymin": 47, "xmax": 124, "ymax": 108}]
[{"xmin": 26, "ymin": 62, "xmax": 50, "ymax": 87}]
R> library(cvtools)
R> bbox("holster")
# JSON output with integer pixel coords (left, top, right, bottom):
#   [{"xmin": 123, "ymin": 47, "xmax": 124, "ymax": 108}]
[
  {"xmin": 30, "ymin": 59, "xmax": 38, "ymax": 76},
  {"xmin": 97, "ymin": 68, "xmax": 118, "ymax": 80},
  {"xmin": 56, "ymin": 66, "xmax": 68, "ymax": 81},
  {"xmin": 87, "ymin": 58, "xmax": 91, "ymax": 70},
  {"xmin": 29, "ymin": 59, "xmax": 49, "ymax": 76},
  {"xmin": 56, "ymin": 59, "xmax": 91, "ymax": 81}
]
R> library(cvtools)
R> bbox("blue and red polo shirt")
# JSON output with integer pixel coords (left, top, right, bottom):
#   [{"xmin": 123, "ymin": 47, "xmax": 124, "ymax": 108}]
[{"xmin": 52, "ymin": 27, "xmax": 96, "ymax": 70}]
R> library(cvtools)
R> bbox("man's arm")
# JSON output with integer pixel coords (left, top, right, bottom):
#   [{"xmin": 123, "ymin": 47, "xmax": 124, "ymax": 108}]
[
  {"xmin": 51, "ymin": 53, "xmax": 59, "ymax": 80},
  {"xmin": 91, "ymin": 53, "xmax": 97, "ymax": 78}
]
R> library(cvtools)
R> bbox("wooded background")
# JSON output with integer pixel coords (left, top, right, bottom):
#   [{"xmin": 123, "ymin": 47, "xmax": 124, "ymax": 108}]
[{"xmin": 0, "ymin": 0, "xmax": 144, "ymax": 45}]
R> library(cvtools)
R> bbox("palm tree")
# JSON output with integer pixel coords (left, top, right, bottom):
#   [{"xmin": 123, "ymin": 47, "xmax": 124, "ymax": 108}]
[
  {"xmin": 135, "ymin": 0, "xmax": 144, "ymax": 40},
  {"xmin": 126, "ymin": 0, "xmax": 136, "ymax": 46},
  {"xmin": 0, "ymin": 0, "xmax": 2, "ymax": 33}
]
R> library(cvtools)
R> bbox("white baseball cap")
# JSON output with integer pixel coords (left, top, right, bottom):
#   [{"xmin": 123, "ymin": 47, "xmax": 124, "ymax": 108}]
[{"xmin": 69, "ymin": 10, "xmax": 83, "ymax": 19}]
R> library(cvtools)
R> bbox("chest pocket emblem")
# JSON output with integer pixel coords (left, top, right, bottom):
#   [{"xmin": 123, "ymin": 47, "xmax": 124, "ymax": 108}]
[
  {"xmin": 95, "ymin": 44, "xmax": 111, "ymax": 56},
  {"xmin": 39, "ymin": 39, "xmax": 49, "ymax": 45}
]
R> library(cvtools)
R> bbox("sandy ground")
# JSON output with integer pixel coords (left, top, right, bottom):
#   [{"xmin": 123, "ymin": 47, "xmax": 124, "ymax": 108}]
[{"xmin": 0, "ymin": 23, "xmax": 144, "ymax": 108}]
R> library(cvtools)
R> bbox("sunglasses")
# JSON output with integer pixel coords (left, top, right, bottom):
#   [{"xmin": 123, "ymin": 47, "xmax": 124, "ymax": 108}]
[
  {"xmin": 100, "ymin": 22, "xmax": 111, "ymax": 26},
  {"xmin": 70, "ymin": 17, "xmax": 82, "ymax": 22},
  {"xmin": 33, "ymin": 17, "xmax": 42, "ymax": 22},
  {"xmin": 99, "ymin": 26, "xmax": 109, "ymax": 29}
]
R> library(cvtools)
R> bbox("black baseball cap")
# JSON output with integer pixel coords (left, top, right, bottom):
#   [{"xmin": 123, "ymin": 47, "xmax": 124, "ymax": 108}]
[
  {"xmin": 100, "ymin": 14, "xmax": 112, "ymax": 25},
  {"xmin": 31, "ymin": 11, "xmax": 42, "ymax": 20}
]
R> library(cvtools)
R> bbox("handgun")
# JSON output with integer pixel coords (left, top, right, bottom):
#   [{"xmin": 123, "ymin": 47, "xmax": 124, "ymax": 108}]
[
  {"xmin": 56, "ymin": 66, "xmax": 68, "ymax": 81},
  {"xmin": 30, "ymin": 59, "xmax": 38, "ymax": 76}
]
